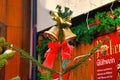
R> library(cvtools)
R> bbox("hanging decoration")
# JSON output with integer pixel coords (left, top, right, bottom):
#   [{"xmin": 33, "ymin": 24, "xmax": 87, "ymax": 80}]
[
  {"xmin": 42, "ymin": 5, "xmax": 75, "ymax": 71},
  {"xmin": 40, "ymin": 5, "xmax": 77, "ymax": 80},
  {"xmin": 50, "ymin": 5, "xmax": 72, "ymax": 28},
  {"xmin": 70, "ymin": 6, "xmax": 120, "ymax": 44},
  {"xmin": 43, "ymin": 41, "xmax": 73, "ymax": 68},
  {"xmin": 44, "ymin": 5, "xmax": 76, "ymax": 42}
]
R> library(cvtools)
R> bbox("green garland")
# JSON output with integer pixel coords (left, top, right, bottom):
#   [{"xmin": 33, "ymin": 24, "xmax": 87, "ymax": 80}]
[{"xmin": 71, "ymin": 7, "xmax": 120, "ymax": 44}]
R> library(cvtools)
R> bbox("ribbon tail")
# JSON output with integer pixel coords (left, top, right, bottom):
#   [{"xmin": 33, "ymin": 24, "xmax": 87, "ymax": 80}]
[
  {"xmin": 63, "ymin": 72, "xmax": 70, "ymax": 80},
  {"xmin": 52, "ymin": 72, "xmax": 70, "ymax": 80},
  {"xmin": 43, "ymin": 52, "xmax": 57, "ymax": 68},
  {"xmin": 61, "ymin": 41, "xmax": 73, "ymax": 61}
]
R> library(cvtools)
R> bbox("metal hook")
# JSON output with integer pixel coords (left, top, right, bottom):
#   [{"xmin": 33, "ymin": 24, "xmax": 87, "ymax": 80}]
[
  {"xmin": 86, "ymin": 12, "xmax": 90, "ymax": 30},
  {"xmin": 110, "ymin": 1, "xmax": 114, "ymax": 14}
]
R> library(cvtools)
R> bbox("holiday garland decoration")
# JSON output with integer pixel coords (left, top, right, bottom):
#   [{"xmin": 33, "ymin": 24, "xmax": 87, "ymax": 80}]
[
  {"xmin": 71, "ymin": 7, "xmax": 120, "ymax": 44},
  {"xmin": 43, "ymin": 41, "xmax": 73, "ymax": 69}
]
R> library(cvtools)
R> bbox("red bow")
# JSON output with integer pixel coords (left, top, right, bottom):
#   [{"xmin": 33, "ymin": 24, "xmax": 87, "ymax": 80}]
[
  {"xmin": 43, "ymin": 41, "xmax": 73, "ymax": 68},
  {"xmin": 43, "ymin": 41, "xmax": 61, "ymax": 68},
  {"xmin": 61, "ymin": 41, "xmax": 73, "ymax": 61}
]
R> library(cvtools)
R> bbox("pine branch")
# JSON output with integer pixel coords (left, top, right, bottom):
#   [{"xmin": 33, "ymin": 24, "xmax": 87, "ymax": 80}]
[
  {"xmin": 4, "ymin": 42, "xmax": 57, "ymax": 74},
  {"xmin": 63, "ymin": 37, "xmax": 110, "ymax": 74}
]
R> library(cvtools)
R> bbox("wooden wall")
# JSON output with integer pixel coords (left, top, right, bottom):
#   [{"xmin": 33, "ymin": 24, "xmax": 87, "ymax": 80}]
[
  {"xmin": 0, "ymin": 0, "xmax": 7, "ymax": 80},
  {"xmin": 0, "ymin": 0, "xmax": 7, "ymax": 24},
  {"xmin": 6, "ymin": 0, "xmax": 22, "ymax": 79},
  {"xmin": 68, "ymin": 43, "xmax": 95, "ymax": 80},
  {"xmin": 0, "ymin": 0, "xmax": 31, "ymax": 80},
  {"xmin": 20, "ymin": 0, "xmax": 31, "ymax": 80}
]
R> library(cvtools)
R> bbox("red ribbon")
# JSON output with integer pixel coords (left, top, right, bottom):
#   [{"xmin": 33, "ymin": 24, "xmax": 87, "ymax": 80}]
[
  {"xmin": 52, "ymin": 72, "xmax": 70, "ymax": 80},
  {"xmin": 43, "ymin": 41, "xmax": 73, "ymax": 68},
  {"xmin": 61, "ymin": 41, "xmax": 73, "ymax": 61},
  {"xmin": 43, "ymin": 41, "xmax": 61, "ymax": 68}
]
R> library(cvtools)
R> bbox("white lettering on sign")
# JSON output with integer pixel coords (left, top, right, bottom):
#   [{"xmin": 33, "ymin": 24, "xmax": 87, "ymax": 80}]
[
  {"xmin": 96, "ymin": 68, "xmax": 113, "ymax": 79},
  {"xmin": 96, "ymin": 58, "xmax": 115, "ymax": 66}
]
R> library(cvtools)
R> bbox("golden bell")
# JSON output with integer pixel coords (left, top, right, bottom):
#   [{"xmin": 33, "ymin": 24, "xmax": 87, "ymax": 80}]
[
  {"xmin": 44, "ymin": 26, "xmax": 60, "ymax": 41},
  {"xmin": 62, "ymin": 27, "xmax": 76, "ymax": 41}
]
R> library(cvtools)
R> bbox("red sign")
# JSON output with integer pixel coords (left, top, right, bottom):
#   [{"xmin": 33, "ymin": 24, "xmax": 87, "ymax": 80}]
[{"xmin": 95, "ymin": 30, "xmax": 120, "ymax": 80}]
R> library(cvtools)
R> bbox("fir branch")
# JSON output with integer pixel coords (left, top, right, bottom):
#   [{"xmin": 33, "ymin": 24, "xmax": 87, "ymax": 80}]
[
  {"xmin": 4, "ymin": 42, "xmax": 57, "ymax": 74},
  {"xmin": 11, "ymin": 76, "xmax": 21, "ymax": 80},
  {"xmin": 0, "ymin": 59, "xmax": 7, "ymax": 69},
  {"xmin": 63, "ymin": 37, "xmax": 110, "ymax": 74}
]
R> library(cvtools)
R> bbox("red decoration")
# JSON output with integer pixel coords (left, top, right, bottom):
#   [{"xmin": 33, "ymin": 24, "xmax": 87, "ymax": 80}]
[
  {"xmin": 37, "ymin": 40, "xmax": 41, "ymax": 46},
  {"xmin": 61, "ymin": 41, "xmax": 73, "ymax": 61},
  {"xmin": 52, "ymin": 72, "xmax": 70, "ymax": 80},
  {"xmin": 43, "ymin": 41, "xmax": 73, "ymax": 68},
  {"xmin": 88, "ymin": 20, "xmax": 101, "ymax": 27},
  {"xmin": 95, "ymin": 20, "xmax": 101, "ymax": 25},
  {"xmin": 43, "ymin": 41, "xmax": 61, "ymax": 68},
  {"xmin": 106, "ymin": 11, "xmax": 116, "ymax": 19},
  {"xmin": 63, "ymin": 72, "xmax": 70, "ymax": 80}
]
